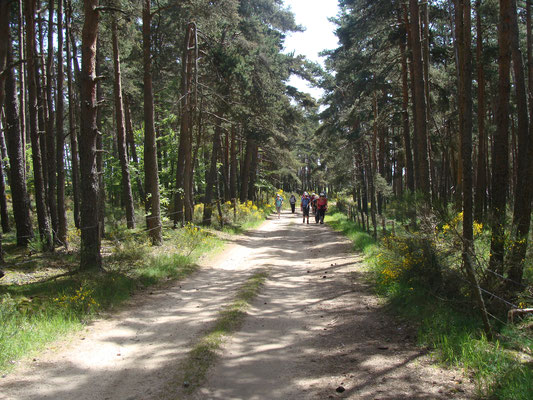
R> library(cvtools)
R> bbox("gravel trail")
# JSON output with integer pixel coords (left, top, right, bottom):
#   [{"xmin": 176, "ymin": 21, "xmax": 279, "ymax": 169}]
[{"xmin": 0, "ymin": 210, "xmax": 472, "ymax": 399}]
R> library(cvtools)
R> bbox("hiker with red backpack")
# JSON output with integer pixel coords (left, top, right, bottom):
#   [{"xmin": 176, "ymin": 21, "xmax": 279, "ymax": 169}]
[
  {"xmin": 300, "ymin": 192, "xmax": 311, "ymax": 224},
  {"xmin": 316, "ymin": 192, "xmax": 328, "ymax": 224}
]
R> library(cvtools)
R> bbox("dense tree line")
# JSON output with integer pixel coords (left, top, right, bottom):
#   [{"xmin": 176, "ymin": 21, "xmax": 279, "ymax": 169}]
[
  {"xmin": 0, "ymin": 0, "xmax": 319, "ymax": 269},
  {"xmin": 320, "ymin": 0, "xmax": 533, "ymax": 318}
]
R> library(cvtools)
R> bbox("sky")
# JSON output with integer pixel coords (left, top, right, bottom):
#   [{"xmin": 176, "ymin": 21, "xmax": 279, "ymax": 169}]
[{"xmin": 282, "ymin": 0, "xmax": 340, "ymax": 100}]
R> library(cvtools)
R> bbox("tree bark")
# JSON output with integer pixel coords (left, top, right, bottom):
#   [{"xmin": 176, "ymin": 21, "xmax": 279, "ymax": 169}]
[
  {"xmin": 46, "ymin": 0, "xmax": 58, "ymax": 241},
  {"xmin": 203, "ymin": 113, "xmax": 223, "ymax": 225},
  {"xmin": 229, "ymin": 124, "xmax": 237, "ymax": 201},
  {"xmin": 18, "ymin": 0, "xmax": 27, "ymax": 177},
  {"xmin": 1, "ymin": 18, "xmax": 34, "ymax": 245},
  {"xmin": 0, "ymin": 1, "xmax": 10, "ymax": 234},
  {"xmin": 474, "ymin": 0, "xmax": 487, "ymax": 222},
  {"xmin": 507, "ymin": 0, "xmax": 532, "ymax": 291},
  {"xmin": 112, "ymin": 15, "xmax": 135, "ymax": 229},
  {"xmin": 240, "ymin": 136, "xmax": 254, "ymax": 203},
  {"xmin": 247, "ymin": 141, "xmax": 258, "ymax": 202},
  {"xmin": 56, "ymin": 0, "xmax": 68, "ymax": 246},
  {"xmin": 142, "ymin": 0, "xmax": 162, "ymax": 244},
  {"xmin": 176, "ymin": 22, "xmax": 196, "ymax": 225},
  {"xmin": 79, "ymin": 0, "xmax": 102, "ymax": 268},
  {"xmin": 66, "ymin": 0, "xmax": 80, "ymax": 228},
  {"xmin": 398, "ymin": 10, "xmax": 415, "ymax": 193},
  {"xmin": 409, "ymin": 0, "xmax": 431, "ymax": 196},
  {"xmin": 489, "ymin": 0, "xmax": 512, "ymax": 276},
  {"xmin": 25, "ymin": 0, "xmax": 53, "ymax": 250},
  {"xmin": 124, "ymin": 95, "xmax": 145, "ymax": 202},
  {"xmin": 456, "ymin": 0, "xmax": 492, "ymax": 338}
]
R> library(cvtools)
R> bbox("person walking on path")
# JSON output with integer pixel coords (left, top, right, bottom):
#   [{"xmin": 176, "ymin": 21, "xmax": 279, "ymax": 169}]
[
  {"xmin": 311, "ymin": 193, "xmax": 319, "ymax": 223},
  {"xmin": 275, "ymin": 194, "xmax": 284, "ymax": 219},
  {"xmin": 301, "ymin": 192, "xmax": 311, "ymax": 224},
  {"xmin": 289, "ymin": 194, "xmax": 297, "ymax": 213},
  {"xmin": 316, "ymin": 192, "xmax": 328, "ymax": 224}
]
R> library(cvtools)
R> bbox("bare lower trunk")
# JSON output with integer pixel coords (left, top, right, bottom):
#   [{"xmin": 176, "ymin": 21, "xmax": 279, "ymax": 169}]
[
  {"xmin": 474, "ymin": 0, "xmax": 487, "ymax": 222},
  {"xmin": 142, "ymin": 0, "xmax": 162, "ymax": 244},
  {"xmin": 507, "ymin": 0, "xmax": 532, "ymax": 291},
  {"xmin": 229, "ymin": 125, "xmax": 237, "ymax": 201},
  {"xmin": 66, "ymin": 0, "xmax": 81, "ymax": 228},
  {"xmin": 46, "ymin": 0, "xmax": 58, "ymax": 241},
  {"xmin": 112, "ymin": 16, "xmax": 135, "ymax": 229},
  {"xmin": 56, "ymin": 0, "xmax": 68, "ymax": 246},
  {"xmin": 2, "ymin": 24, "xmax": 34, "ymax": 245},
  {"xmin": 79, "ymin": 0, "xmax": 102, "ymax": 268},
  {"xmin": 409, "ymin": 0, "xmax": 431, "ymax": 197},
  {"xmin": 25, "ymin": 0, "xmax": 53, "ymax": 250},
  {"xmin": 240, "ymin": 136, "xmax": 254, "ymax": 203},
  {"xmin": 203, "ymin": 114, "xmax": 223, "ymax": 225},
  {"xmin": 489, "ymin": 0, "xmax": 511, "ymax": 277}
]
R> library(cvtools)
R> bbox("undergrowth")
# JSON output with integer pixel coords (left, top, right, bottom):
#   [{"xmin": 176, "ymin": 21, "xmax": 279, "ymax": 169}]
[{"xmin": 326, "ymin": 207, "xmax": 533, "ymax": 400}]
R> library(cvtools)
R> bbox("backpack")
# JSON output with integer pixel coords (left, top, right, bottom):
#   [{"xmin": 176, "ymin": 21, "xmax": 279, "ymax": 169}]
[{"xmin": 276, "ymin": 197, "xmax": 283, "ymax": 207}]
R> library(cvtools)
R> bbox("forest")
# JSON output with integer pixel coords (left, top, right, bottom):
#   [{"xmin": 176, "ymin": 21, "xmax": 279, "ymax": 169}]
[
  {"xmin": 0, "ymin": 0, "xmax": 321, "ymax": 267},
  {"xmin": 1, "ymin": 0, "xmax": 533, "ymax": 397},
  {"xmin": 319, "ymin": 0, "xmax": 533, "ymax": 339}
]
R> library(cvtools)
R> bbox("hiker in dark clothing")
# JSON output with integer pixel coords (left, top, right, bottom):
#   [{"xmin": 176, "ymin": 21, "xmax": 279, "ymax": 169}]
[
  {"xmin": 301, "ymin": 192, "xmax": 311, "ymax": 224},
  {"xmin": 289, "ymin": 194, "xmax": 297, "ymax": 213}
]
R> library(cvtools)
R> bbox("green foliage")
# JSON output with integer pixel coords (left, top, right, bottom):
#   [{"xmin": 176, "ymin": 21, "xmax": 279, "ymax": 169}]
[{"xmin": 326, "ymin": 208, "xmax": 377, "ymax": 255}]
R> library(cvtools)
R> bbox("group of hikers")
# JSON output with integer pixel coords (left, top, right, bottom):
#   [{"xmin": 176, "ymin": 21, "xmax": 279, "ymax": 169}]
[{"xmin": 275, "ymin": 192, "xmax": 328, "ymax": 224}]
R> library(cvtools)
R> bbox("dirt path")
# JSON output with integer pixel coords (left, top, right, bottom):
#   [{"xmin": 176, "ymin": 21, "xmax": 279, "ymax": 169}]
[{"xmin": 0, "ymin": 210, "xmax": 473, "ymax": 400}]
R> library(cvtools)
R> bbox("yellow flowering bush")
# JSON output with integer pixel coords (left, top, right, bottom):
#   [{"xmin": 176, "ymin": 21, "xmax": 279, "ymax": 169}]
[
  {"xmin": 178, "ymin": 222, "xmax": 212, "ymax": 256},
  {"xmin": 375, "ymin": 233, "xmax": 442, "ymax": 289},
  {"xmin": 54, "ymin": 285, "xmax": 99, "ymax": 314}
]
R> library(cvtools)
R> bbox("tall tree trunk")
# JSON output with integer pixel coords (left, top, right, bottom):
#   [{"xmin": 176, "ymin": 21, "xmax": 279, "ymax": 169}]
[
  {"xmin": 365, "ymin": 142, "xmax": 377, "ymax": 238},
  {"xmin": 474, "ymin": 0, "xmax": 487, "ymax": 222},
  {"xmin": 66, "ymin": 0, "xmax": 80, "ymax": 228},
  {"xmin": 124, "ymin": 95, "xmax": 145, "ymax": 202},
  {"xmin": 25, "ymin": 0, "xmax": 53, "ymax": 250},
  {"xmin": 202, "ymin": 114, "xmax": 223, "ymax": 225},
  {"xmin": 79, "ymin": 0, "xmax": 102, "ymax": 268},
  {"xmin": 489, "ymin": 0, "xmax": 512, "ymax": 276},
  {"xmin": 96, "ymin": 48, "xmax": 105, "ymax": 238},
  {"xmin": 176, "ymin": 22, "xmax": 196, "ymax": 224},
  {"xmin": 37, "ymin": 9, "xmax": 49, "ymax": 198},
  {"xmin": 112, "ymin": 15, "xmax": 135, "ymax": 229},
  {"xmin": 247, "ymin": 142, "xmax": 258, "ymax": 202},
  {"xmin": 18, "ymin": 0, "xmax": 27, "ymax": 177},
  {"xmin": 1, "ymin": 19, "xmax": 34, "ymax": 245},
  {"xmin": 46, "ymin": 0, "xmax": 58, "ymax": 241},
  {"xmin": 398, "ymin": 9, "xmax": 415, "ymax": 193},
  {"xmin": 240, "ymin": 136, "xmax": 254, "ymax": 203},
  {"xmin": 507, "ymin": 0, "xmax": 532, "ymax": 291},
  {"xmin": 229, "ymin": 124, "xmax": 237, "ymax": 201},
  {"xmin": 142, "ymin": 0, "xmax": 162, "ymax": 244},
  {"xmin": 456, "ymin": 0, "xmax": 492, "ymax": 338},
  {"xmin": 56, "ymin": 0, "xmax": 68, "ymax": 246},
  {"xmin": 0, "ymin": 13, "xmax": 10, "ymax": 234},
  {"xmin": 409, "ymin": 0, "xmax": 431, "ymax": 196}
]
